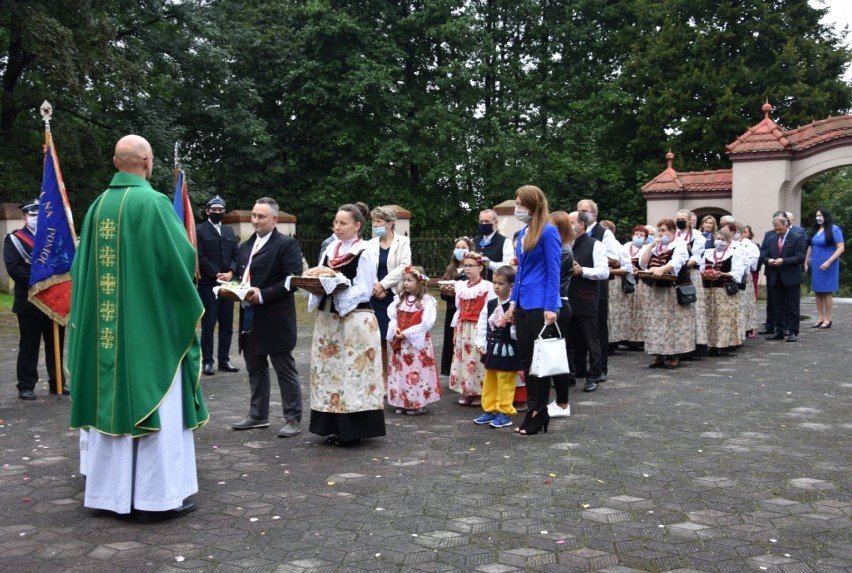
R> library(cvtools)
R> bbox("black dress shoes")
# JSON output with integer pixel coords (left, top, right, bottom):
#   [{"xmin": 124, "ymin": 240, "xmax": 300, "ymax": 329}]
[
  {"xmin": 219, "ymin": 361, "xmax": 239, "ymax": 373},
  {"xmin": 765, "ymin": 333, "xmax": 785, "ymax": 340},
  {"xmin": 18, "ymin": 390, "xmax": 36, "ymax": 400},
  {"xmin": 757, "ymin": 328, "xmax": 772, "ymax": 335},
  {"xmin": 134, "ymin": 500, "xmax": 197, "ymax": 524},
  {"xmin": 786, "ymin": 334, "xmax": 798, "ymax": 342},
  {"xmin": 49, "ymin": 383, "xmax": 71, "ymax": 395},
  {"xmin": 202, "ymin": 363, "xmax": 215, "ymax": 375}
]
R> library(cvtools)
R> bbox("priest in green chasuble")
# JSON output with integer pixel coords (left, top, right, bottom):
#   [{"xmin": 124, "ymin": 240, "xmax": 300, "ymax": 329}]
[{"xmin": 68, "ymin": 134, "xmax": 208, "ymax": 522}]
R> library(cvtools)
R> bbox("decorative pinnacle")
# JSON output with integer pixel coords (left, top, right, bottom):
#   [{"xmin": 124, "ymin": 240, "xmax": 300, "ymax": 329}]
[
  {"xmin": 762, "ymin": 99, "xmax": 772, "ymax": 118},
  {"xmin": 40, "ymin": 101, "xmax": 53, "ymax": 130},
  {"xmin": 666, "ymin": 149, "xmax": 674, "ymax": 170}
]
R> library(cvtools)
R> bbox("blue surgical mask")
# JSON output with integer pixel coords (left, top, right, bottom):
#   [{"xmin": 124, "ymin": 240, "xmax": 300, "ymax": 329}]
[
  {"xmin": 632, "ymin": 236, "xmax": 644, "ymax": 247},
  {"xmin": 714, "ymin": 240, "xmax": 728, "ymax": 250},
  {"xmin": 374, "ymin": 226, "xmax": 387, "ymax": 238},
  {"xmin": 645, "ymin": 236, "xmax": 654, "ymax": 245},
  {"xmin": 453, "ymin": 248, "xmax": 465, "ymax": 261},
  {"xmin": 660, "ymin": 235, "xmax": 670, "ymax": 246}
]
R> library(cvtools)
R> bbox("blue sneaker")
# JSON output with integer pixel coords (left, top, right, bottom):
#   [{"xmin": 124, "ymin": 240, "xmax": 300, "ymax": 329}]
[
  {"xmin": 473, "ymin": 412, "xmax": 498, "ymax": 425},
  {"xmin": 489, "ymin": 414, "xmax": 512, "ymax": 428}
]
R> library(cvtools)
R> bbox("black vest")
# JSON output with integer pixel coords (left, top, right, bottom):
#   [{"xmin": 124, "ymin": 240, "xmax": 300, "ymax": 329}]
[
  {"xmin": 567, "ymin": 234, "xmax": 600, "ymax": 317},
  {"xmin": 473, "ymin": 232, "xmax": 508, "ymax": 281},
  {"xmin": 480, "ymin": 298, "xmax": 522, "ymax": 372}
]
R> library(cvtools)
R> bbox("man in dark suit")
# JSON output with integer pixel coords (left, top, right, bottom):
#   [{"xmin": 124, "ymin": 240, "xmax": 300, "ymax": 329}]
[
  {"xmin": 232, "ymin": 197, "xmax": 304, "ymax": 437},
  {"xmin": 757, "ymin": 210, "xmax": 787, "ymax": 335},
  {"xmin": 473, "ymin": 208, "xmax": 514, "ymax": 281},
  {"xmin": 3, "ymin": 199, "xmax": 68, "ymax": 399},
  {"xmin": 760, "ymin": 214, "xmax": 806, "ymax": 342},
  {"xmin": 197, "ymin": 195, "xmax": 240, "ymax": 375}
]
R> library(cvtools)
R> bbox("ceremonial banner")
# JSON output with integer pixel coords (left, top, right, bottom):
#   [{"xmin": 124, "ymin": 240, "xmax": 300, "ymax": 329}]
[
  {"xmin": 29, "ymin": 136, "xmax": 76, "ymax": 325},
  {"xmin": 173, "ymin": 168, "xmax": 199, "ymax": 278}
]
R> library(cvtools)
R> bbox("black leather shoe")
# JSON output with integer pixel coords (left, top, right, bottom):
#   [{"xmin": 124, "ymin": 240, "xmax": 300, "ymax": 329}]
[
  {"xmin": 134, "ymin": 500, "xmax": 197, "ymax": 524},
  {"xmin": 765, "ymin": 333, "xmax": 785, "ymax": 340},
  {"xmin": 757, "ymin": 328, "xmax": 772, "ymax": 335},
  {"xmin": 202, "ymin": 364, "xmax": 215, "ymax": 375},
  {"xmin": 48, "ymin": 384, "xmax": 70, "ymax": 395},
  {"xmin": 18, "ymin": 390, "xmax": 36, "ymax": 401},
  {"xmin": 219, "ymin": 361, "xmax": 239, "ymax": 373},
  {"xmin": 786, "ymin": 334, "xmax": 798, "ymax": 342},
  {"xmin": 583, "ymin": 380, "xmax": 598, "ymax": 392}
]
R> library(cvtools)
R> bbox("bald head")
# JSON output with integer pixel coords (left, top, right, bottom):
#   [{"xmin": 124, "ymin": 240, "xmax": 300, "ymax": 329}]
[{"xmin": 113, "ymin": 135, "xmax": 154, "ymax": 179}]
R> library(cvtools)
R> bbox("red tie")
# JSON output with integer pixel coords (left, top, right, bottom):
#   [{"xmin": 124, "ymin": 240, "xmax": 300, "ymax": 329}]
[{"xmin": 777, "ymin": 236, "xmax": 784, "ymax": 252}]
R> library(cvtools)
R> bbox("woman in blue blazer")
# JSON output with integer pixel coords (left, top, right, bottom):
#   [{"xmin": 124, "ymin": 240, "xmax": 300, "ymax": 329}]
[{"xmin": 505, "ymin": 185, "xmax": 562, "ymax": 435}]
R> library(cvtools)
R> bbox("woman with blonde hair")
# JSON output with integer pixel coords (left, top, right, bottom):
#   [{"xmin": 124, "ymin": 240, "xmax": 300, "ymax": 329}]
[{"xmin": 504, "ymin": 186, "xmax": 562, "ymax": 435}]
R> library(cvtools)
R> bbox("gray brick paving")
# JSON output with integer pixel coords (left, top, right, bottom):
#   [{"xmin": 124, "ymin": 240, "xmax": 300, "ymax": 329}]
[{"xmin": 1, "ymin": 297, "xmax": 850, "ymax": 572}]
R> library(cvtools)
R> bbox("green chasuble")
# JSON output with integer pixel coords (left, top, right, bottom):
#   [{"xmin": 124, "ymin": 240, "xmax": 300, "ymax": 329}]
[{"xmin": 69, "ymin": 172, "xmax": 208, "ymax": 437}]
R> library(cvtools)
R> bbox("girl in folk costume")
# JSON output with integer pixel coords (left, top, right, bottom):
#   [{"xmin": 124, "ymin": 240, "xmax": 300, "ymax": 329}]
[
  {"xmin": 639, "ymin": 218, "xmax": 696, "ymax": 369},
  {"xmin": 449, "ymin": 251, "xmax": 497, "ymax": 406},
  {"xmin": 307, "ymin": 203, "xmax": 385, "ymax": 446},
  {"xmin": 728, "ymin": 220, "xmax": 760, "ymax": 339},
  {"xmin": 676, "ymin": 209, "xmax": 708, "ymax": 357},
  {"xmin": 701, "ymin": 228, "xmax": 747, "ymax": 352},
  {"xmin": 624, "ymin": 225, "xmax": 650, "ymax": 349},
  {"xmin": 386, "ymin": 266, "xmax": 442, "ymax": 415}
]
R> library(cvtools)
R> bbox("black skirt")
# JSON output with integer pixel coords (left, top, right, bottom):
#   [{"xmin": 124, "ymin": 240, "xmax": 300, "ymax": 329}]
[{"xmin": 309, "ymin": 409, "xmax": 386, "ymax": 441}]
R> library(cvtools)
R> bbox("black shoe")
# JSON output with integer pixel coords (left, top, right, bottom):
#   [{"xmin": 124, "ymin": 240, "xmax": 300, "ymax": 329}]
[
  {"xmin": 518, "ymin": 410, "xmax": 549, "ymax": 435},
  {"xmin": 513, "ymin": 410, "xmax": 535, "ymax": 433},
  {"xmin": 18, "ymin": 390, "xmax": 36, "ymax": 401},
  {"xmin": 134, "ymin": 500, "xmax": 197, "ymax": 524},
  {"xmin": 786, "ymin": 334, "xmax": 798, "ymax": 342},
  {"xmin": 583, "ymin": 380, "xmax": 598, "ymax": 392},
  {"xmin": 232, "ymin": 416, "xmax": 269, "ymax": 430},
  {"xmin": 757, "ymin": 328, "xmax": 773, "ymax": 335},
  {"xmin": 566, "ymin": 377, "xmax": 577, "ymax": 387},
  {"xmin": 202, "ymin": 363, "xmax": 215, "ymax": 375},
  {"xmin": 48, "ymin": 383, "xmax": 70, "ymax": 395},
  {"xmin": 765, "ymin": 333, "xmax": 785, "ymax": 340},
  {"xmin": 219, "ymin": 361, "xmax": 239, "ymax": 372},
  {"xmin": 597, "ymin": 373, "xmax": 607, "ymax": 382}
]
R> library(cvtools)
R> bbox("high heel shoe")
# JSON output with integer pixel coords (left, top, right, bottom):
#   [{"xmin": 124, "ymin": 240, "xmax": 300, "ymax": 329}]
[
  {"xmin": 819, "ymin": 320, "xmax": 832, "ymax": 329},
  {"xmin": 514, "ymin": 409, "xmax": 534, "ymax": 433},
  {"xmin": 811, "ymin": 321, "xmax": 824, "ymax": 328},
  {"xmin": 519, "ymin": 410, "xmax": 549, "ymax": 435}
]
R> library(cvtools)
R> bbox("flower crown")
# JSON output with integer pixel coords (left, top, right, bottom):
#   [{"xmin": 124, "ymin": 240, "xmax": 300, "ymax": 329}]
[
  {"xmin": 462, "ymin": 251, "xmax": 489, "ymax": 266},
  {"xmin": 405, "ymin": 266, "xmax": 429, "ymax": 284}
]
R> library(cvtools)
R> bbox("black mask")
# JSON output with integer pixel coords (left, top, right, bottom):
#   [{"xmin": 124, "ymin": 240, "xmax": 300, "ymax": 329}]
[
  {"xmin": 478, "ymin": 223, "xmax": 494, "ymax": 236},
  {"xmin": 209, "ymin": 212, "xmax": 224, "ymax": 224},
  {"xmin": 675, "ymin": 220, "xmax": 687, "ymax": 230}
]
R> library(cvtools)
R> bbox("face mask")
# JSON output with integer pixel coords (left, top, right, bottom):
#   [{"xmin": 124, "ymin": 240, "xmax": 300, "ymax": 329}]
[
  {"xmin": 816, "ymin": 216, "xmax": 824, "ymax": 225},
  {"xmin": 478, "ymin": 223, "xmax": 493, "ymax": 236},
  {"xmin": 26, "ymin": 215, "xmax": 38, "ymax": 232},
  {"xmin": 660, "ymin": 235, "xmax": 670, "ymax": 246},
  {"xmin": 645, "ymin": 236, "xmax": 654, "ymax": 245},
  {"xmin": 714, "ymin": 240, "xmax": 728, "ymax": 250},
  {"xmin": 675, "ymin": 220, "xmax": 687, "ymax": 230},
  {"xmin": 453, "ymin": 248, "xmax": 465, "ymax": 261},
  {"xmin": 514, "ymin": 206, "xmax": 531, "ymax": 223},
  {"xmin": 208, "ymin": 212, "xmax": 224, "ymax": 224},
  {"xmin": 374, "ymin": 226, "xmax": 387, "ymax": 238},
  {"xmin": 733, "ymin": 232, "xmax": 742, "ymax": 241},
  {"xmin": 632, "ymin": 236, "xmax": 645, "ymax": 247}
]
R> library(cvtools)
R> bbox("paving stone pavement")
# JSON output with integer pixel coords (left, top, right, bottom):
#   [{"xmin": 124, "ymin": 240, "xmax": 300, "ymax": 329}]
[{"xmin": 1, "ymin": 297, "xmax": 850, "ymax": 573}]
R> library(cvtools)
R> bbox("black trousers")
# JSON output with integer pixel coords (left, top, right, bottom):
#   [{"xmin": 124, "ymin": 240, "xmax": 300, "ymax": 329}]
[
  {"xmin": 440, "ymin": 298, "xmax": 456, "ymax": 376},
  {"xmin": 567, "ymin": 315, "xmax": 602, "ymax": 381},
  {"xmin": 243, "ymin": 335, "xmax": 302, "ymax": 422},
  {"xmin": 552, "ymin": 302, "xmax": 573, "ymax": 404},
  {"xmin": 199, "ymin": 285, "xmax": 235, "ymax": 365},
  {"xmin": 514, "ymin": 306, "xmax": 552, "ymax": 414},
  {"xmin": 16, "ymin": 312, "xmax": 66, "ymax": 392},
  {"xmin": 768, "ymin": 280, "xmax": 801, "ymax": 335}
]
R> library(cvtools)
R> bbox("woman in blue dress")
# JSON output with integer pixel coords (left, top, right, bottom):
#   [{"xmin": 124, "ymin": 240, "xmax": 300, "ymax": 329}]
[{"xmin": 805, "ymin": 208, "xmax": 845, "ymax": 329}]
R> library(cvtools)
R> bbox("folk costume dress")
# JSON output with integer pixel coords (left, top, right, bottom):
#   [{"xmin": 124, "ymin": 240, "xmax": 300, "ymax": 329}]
[
  {"xmin": 307, "ymin": 239, "xmax": 385, "ymax": 441},
  {"xmin": 701, "ymin": 244, "xmax": 746, "ymax": 350},
  {"xmin": 449, "ymin": 278, "xmax": 496, "ymax": 398},
  {"xmin": 625, "ymin": 241, "xmax": 649, "ymax": 345},
  {"xmin": 608, "ymin": 243, "xmax": 635, "ymax": 344},
  {"xmin": 735, "ymin": 237, "xmax": 761, "ymax": 337},
  {"xmin": 809, "ymin": 225, "xmax": 844, "ymax": 293},
  {"xmin": 640, "ymin": 239, "xmax": 696, "ymax": 357},
  {"xmin": 68, "ymin": 172, "xmax": 208, "ymax": 514},
  {"xmin": 386, "ymin": 294, "xmax": 442, "ymax": 411},
  {"xmin": 679, "ymin": 228, "xmax": 708, "ymax": 350},
  {"xmin": 475, "ymin": 298, "xmax": 522, "ymax": 416}
]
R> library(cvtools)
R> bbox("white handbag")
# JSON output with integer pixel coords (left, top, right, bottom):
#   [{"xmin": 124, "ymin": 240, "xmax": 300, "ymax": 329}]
[{"xmin": 529, "ymin": 323, "xmax": 571, "ymax": 377}]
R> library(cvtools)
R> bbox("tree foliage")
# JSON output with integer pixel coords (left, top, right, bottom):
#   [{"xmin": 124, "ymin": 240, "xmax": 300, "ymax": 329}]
[{"xmin": 1, "ymin": 0, "xmax": 850, "ymax": 237}]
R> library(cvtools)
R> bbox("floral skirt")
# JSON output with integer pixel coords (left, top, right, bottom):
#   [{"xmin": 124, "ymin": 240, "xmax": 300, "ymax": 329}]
[
  {"xmin": 608, "ymin": 280, "xmax": 631, "ymax": 342},
  {"xmin": 690, "ymin": 269, "xmax": 708, "ymax": 346},
  {"xmin": 388, "ymin": 334, "xmax": 443, "ymax": 409},
  {"xmin": 449, "ymin": 320, "xmax": 485, "ymax": 396},
  {"xmin": 738, "ymin": 273, "xmax": 758, "ymax": 337},
  {"xmin": 627, "ymin": 280, "xmax": 649, "ymax": 343},
  {"xmin": 644, "ymin": 285, "xmax": 696, "ymax": 356},
  {"xmin": 704, "ymin": 286, "xmax": 743, "ymax": 349},
  {"xmin": 310, "ymin": 309, "xmax": 383, "ymax": 413}
]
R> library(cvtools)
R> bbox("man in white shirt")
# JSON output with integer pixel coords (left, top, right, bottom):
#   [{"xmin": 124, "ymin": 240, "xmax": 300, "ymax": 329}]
[{"xmin": 473, "ymin": 209, "xmax": 514, "ymax": 281}]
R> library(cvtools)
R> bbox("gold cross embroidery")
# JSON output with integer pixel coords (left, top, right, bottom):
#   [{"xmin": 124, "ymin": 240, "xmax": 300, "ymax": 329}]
[
  {"xmin": 100, "ymin": 272, "xmax": 117, "ymax": 295},
  {"xmin": 99, "ymin": 246, "xmax": 116, "ymax": 268},
  {"xmin": 99, "ymin": 300, "xmax": 116, "ymax": 322},
  {"xmin": 100, "ymin": 327, "xmax": 115, "ymax": 349},
  {"xmin": 99, "ymin": 218, "xmax": 117, "ymax": 240}
]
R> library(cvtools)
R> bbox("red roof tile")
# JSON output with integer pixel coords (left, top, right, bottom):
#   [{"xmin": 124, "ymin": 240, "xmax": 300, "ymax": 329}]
[
  {"xmin": 641, "ymin": 151, "xmax": 732, "ymax": 196},
  {"xmin": 726, "ymin": 101, "xmax": 790, "ymax": 155}
]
